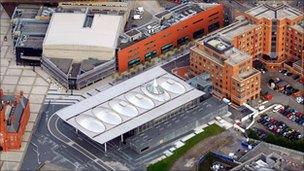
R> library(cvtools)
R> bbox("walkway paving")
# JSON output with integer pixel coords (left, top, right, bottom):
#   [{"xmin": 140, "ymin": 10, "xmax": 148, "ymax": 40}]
[{"xmin": 0, "ymin": 6, "xmax": 51, "ymax": 170}]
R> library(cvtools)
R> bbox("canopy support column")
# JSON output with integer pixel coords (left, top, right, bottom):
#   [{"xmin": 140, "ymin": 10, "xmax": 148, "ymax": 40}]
[{"xmin": 121, "ymin": 134, "xmax": 124, "ymax": 142}]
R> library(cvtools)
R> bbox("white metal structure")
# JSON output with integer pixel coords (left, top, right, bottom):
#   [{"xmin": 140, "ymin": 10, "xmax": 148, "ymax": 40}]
[{"xmin": 55, "ymin": 67, "xmax": 204, "ymax": 148}]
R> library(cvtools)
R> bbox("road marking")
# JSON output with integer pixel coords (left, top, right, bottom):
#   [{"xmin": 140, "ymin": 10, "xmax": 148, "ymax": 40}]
[{"xmin": 47, "ymin": 114, "xmax": 114, "ymax": 171}]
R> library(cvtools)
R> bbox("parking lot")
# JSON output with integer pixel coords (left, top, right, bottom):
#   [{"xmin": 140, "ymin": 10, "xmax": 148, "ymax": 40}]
[
  {"xmin": 256, "ymin": 114, "xmax": 302, "ymax": 141},
  {"xmin": 260, "ymin": 71, "xmax": 303, "ymax": 112},
  {"xmin": 266, "ymin": 111, "xmax": 304, "ymax": 135}
]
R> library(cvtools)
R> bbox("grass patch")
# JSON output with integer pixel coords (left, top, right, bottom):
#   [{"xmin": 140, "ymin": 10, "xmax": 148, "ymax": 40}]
[
  {"xmin": 247, "ymin": 129, "xmax": 304, "ymax": 152},
  {"xmin": 147, "ymin": 124, "xmax": 225, "ymax": 171}
]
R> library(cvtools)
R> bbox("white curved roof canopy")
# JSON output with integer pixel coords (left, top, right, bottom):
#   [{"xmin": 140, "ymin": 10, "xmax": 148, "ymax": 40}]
[
  {"xmin": 125, "ymin": 92, "xmax": 155, "ymax": 110},
  {"xmin": 56, "ymin": 66, "xmax": 206, "ymax": 145},
  {"xmin": 109, "ymin": 100, "xmax": 139, "ymax": 117},
  {"xmin": 92, "ymin": 107, "xmax": 122, "ymax": 125},
  {"xmin": 158, "ymin": 77, "xmax": 186, "ymax": 94},
  {"xmin": 75, "ymin": 115, "xmax": 106, "ymax": 133},
  {"xmin": 141, "ymin": 80, "xmax": 171, "ymax": 102}
]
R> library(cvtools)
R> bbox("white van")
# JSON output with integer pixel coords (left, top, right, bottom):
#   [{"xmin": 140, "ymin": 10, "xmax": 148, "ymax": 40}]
[
  {"xmin": 133, "ymin": 14, "xmax": 142, "ymax": 20},
  {"xmin": 222, "ymin": 98, "xmax": 232, "ymax": 105},
  {"xmin": 273, "ymin": 104, "xmax": 284, "ymax": 112},
  {"xmin": 258, "ymin": 105, "xmax": 265, "ymax": 111}
]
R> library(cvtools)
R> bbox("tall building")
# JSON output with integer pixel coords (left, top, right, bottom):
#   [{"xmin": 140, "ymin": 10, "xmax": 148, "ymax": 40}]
[
  {"xmin": 190, "ymin": 3, "xmax": 303, "ymax": 105},
  {"xmin": 190, "ymin": 33, "xmax": 261, "ymax": 105},
  {"xmin": 241, "ymin": 3, "xmax": 303, "ymax": 71},
  {"xmin": 0, "ymin": 89, "xmax": 30, "ymax": 151},
  {"xmin": 117, "ymin": 2, "xmax": 224, "ymax": 72},
  {"xmin": 40, "ymin": 3, "xmax": 130, "ymax": 89}
]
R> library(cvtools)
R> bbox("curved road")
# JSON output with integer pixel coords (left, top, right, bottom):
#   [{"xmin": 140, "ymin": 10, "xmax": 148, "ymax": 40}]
[{"xmin": 47, "ymin": 114, "xmax": 114, "ymax": 171}]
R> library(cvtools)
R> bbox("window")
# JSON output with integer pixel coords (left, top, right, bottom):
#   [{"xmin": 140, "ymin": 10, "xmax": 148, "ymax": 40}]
[
  {"xmin": 128, "ymin": 58, "xmax": 140, "ymax": 67},
  {"xmin": 193, "ymin": 29, "xmax": 204, "ymax": 39},
  {"xmin": 161, "ymin": 43, "xmax": 173, "ymax": 53},
  {"xmin": 193, "ymin": 18, "xmax": 204, "ymax": 24},
  {"xmin": 208, "ymin": 12, "xmax": 219, "ymax": 18},
  {"xmin": 144, "ymin": 51, "xmax": 157, "ymax": 60}
]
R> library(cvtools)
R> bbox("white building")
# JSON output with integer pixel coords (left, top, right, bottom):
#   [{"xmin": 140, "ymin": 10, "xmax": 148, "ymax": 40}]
[
  {"xmin": 43, "ymin": 12, "xmax": 125, "ymax": 61},
  {"xmin": 55, "ymin": 66, "xmax": 207, "ymax": 153}
]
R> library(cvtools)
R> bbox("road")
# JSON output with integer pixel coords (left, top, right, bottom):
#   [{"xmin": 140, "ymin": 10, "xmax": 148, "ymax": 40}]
[
  {"xmin": 48, "ymin": 114, "xmax": 114, "ymax": 171},
  {"xmin": 21, "ymin": 104, "xmax": 112, "ymax": 171}
]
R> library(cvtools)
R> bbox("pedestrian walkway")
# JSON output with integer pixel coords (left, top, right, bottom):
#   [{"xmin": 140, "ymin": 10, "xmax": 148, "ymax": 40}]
[
  {"xmin": 0, "ymin": 6, "xmax": 51, "ymax": 170},
  {"xmin": 44, "ymin": 82, "xmax": 112, "ymax": 105}
]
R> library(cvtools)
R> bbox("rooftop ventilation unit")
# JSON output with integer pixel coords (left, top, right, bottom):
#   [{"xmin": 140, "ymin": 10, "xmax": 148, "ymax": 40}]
[{"xmin": 217, "ymin": 43, "xmax": 227, "ymax": 51}]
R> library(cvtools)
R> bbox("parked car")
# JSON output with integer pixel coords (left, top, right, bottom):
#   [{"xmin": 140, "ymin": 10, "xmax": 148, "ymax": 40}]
[
  {"xmin": 222, "ymin": 98, "xmax": 232, "ymax": 105},
  {"xmin": 279, "ymin": 69, "xmax": 288, "ymax": 74},
  {"xmin": 258, "ymin": 114, "xmax": 303, "ymax": 140},
  {"xmin": 296, "ymin": 97, "xmax": 303, "ymax": 104},
  {"xmin": 292, "ymin": 74, "xmax": 300, "ymax": 80},
  {"xmin": 273, "ymin": 104, "xmax": 284, "ymax": 112},
  {"xmin": 286, "ymin": 72, "xmax": 293, "ymax": 76},
  {"xmin": 258, "ymin": 105, "xmax": 266, "ymax": 111}
]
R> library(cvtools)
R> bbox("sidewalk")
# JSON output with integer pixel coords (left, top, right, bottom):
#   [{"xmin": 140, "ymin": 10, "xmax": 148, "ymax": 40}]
[{"xmin": 0, "ymin": 6, "xmax": 51, "ymax": 170}]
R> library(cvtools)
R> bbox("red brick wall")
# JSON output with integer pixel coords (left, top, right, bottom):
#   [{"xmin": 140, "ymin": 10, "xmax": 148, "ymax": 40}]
[{"xmin": 117, "ymin": 4, "xmax": 224, "ymax": 72}]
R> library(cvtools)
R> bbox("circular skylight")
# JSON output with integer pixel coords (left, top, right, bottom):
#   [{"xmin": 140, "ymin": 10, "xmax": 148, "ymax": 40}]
[
  {"xmin": 109, "ymin": 100, "xmax": 139, "ymax": 117},
  {"xmin": 125, "ymin": 92, "xmax": 155, "ymax": 110},
  {"xmin": 158, "ymin": 77, "xmax": 186, "ymax": 94},
  {"xmin": 146, "ymin": 79, "xmax": 165, "ymax": 95},
  {"xmin": 92, "ymin": 107, "xmax": 122, "ymax": 125},
  {"xmin": 141, "ymin": 79, "xmax": 170, "ymax": 102},
  {"xmin": 75, "ymin": 115, "xmax": 106, "ymax": 133}
]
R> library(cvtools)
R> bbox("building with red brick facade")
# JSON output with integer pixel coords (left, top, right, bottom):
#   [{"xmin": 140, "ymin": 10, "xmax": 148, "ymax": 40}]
[
  {"xmin": 190, "ymin": 34, "xmax": 261, "ymax": 105},
  {"xmin": 117, "ymin": 2, "xmax": 224, "ymax": 72},
  {"xmin": 241, "ymin": 3, "xmax": 304, "ymax": 72},
  {"xmin": 0, "ymin": 89, "xmax": 30, "ymax": 151},
  {"xmin": 190, "ymin": 3, "xmax": 303, "ymax": 105}
]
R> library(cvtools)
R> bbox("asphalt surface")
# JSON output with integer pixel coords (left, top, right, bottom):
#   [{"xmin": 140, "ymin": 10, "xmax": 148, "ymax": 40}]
[
  {"xmin": 260, "ymin": 71, "xmax": 303, "ymax": 112},
  {"xmin": 21, "ymin": 104, "xmax": 108, "ymax": 171}
]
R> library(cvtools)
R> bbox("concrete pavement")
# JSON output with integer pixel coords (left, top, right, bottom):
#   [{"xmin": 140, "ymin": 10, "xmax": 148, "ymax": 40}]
[{"xmin": 0, "ymin": 5, "xmax": 51, "ymax": 170}]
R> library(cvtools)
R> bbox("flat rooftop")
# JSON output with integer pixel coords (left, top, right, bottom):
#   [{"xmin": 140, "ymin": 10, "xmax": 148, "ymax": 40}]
[
  {"xmin": 0, "ymin": 94, "xmax": 29, "ymax": 133},
  {"xmin": 224, "ymin": 48, "xmax": 251, "ymax": 66},
  {"xmin": 128, "ymin": 97, "xmax": 226, "ymax": 150},
  {"xmin": 204, "ymin": 36, "xmax": 233, "ymax": 53},
  {"xmin": 118, "ymin": 2, "xmax": 220, "ymax": 48},
  {"xmin": 12, "ymin": 4, "xmax": 40, "ymax": 20},
  {"xmin": 219, "ymin": 20, "xmax": 257, "ymax": 41},
  {"xmin": 236, "ymin": 142, "xmax": 304, "ymax": 171},
  {"xmin": 44, "ymin": 12, "xmax": 123, "ymax": 50},
  {"xmin": 246, "ymin": 3, "xmax": 303, "ymax": 20},
  {"xmin": 55, "ymin": 66, "xmax": 204, "ymax": 145},
  {"xmin": 14, "ymin": 20, "xmax": 49, "ymax": 35},
  {"xmin": 291, "ymin": 20, "xmax": 304, "ymax": 33},
  {"xmin": 234, "ymin": 68, "xmax": 260, "ymax": 81},
  {"xmin": 200, "ymin": 35, "xmax": 251, "ymax": 66},
  {"xmin": 16, "ymin": 35, "xmax": 44, "ymax": 49}
]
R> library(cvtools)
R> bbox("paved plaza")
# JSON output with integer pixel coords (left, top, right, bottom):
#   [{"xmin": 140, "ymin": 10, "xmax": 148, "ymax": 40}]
[{"xmin": 0, "ymin": 6, "xmax": 51, "ymax": 170}]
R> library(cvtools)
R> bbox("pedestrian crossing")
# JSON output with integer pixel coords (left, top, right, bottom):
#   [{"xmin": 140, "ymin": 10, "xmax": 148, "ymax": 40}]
[{"xmin": 44, "ymin": 84, "xmax": 112, "ymax": 105}]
